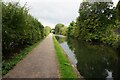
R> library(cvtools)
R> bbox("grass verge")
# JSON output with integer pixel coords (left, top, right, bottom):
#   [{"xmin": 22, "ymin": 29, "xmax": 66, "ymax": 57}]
[
  {"xmin": 2, "ymin": 39, "xmax": 43, "ymax": 76},
  {"xmin": 52, "ymin": 35, "xmax": 78, "ymax": 78}
]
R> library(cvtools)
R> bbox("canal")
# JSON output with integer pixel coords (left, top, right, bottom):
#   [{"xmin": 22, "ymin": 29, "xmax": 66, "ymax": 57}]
[{"xmin": 55, "ymin": 35, "xmax": 120, "ymax": 80}]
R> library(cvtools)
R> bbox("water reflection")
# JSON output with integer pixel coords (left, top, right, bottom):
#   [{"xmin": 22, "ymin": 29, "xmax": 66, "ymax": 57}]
[
  {"xmin": 55, "ymin": 35, "xmax": 120, "ymax": 79},
  {"xmin": 60, "ymin": 42, "xmax": 77, "ymax": 66},
  {"xmin": 67, "ymin": 39, "xmax": 120, "ymax": 79},
  {"xmin": 55, "ymin": 35, "xmax": 66, "ymax": 43},
  {"xmin": 55, "ymin": 36, "xmax": 77, "ymax": 66}
]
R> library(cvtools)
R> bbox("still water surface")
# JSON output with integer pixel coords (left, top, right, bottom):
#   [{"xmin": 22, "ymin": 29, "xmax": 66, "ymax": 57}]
[{"xmin": 55, "ymin": 35, "xmax": 120, "ymax": 80}]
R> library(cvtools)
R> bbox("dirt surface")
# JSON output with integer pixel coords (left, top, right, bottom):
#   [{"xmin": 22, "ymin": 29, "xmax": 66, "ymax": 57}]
[{"xmin": 3, "ymin": 34, "xmax": 59, "ymax": 78}]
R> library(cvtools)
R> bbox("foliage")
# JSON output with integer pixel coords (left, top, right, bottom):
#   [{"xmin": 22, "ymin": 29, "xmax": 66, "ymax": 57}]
[
  {"xmin": 52, "ymin": 35, "xmax": 78, "ymax": 78},
  {"xmin": 67, "ymin": 2, "xmax": 120, "ymax": 46},
  {"xmin": 77, "ymin": 2, "xmax": 116, "ymax": 42},
  {"xmin": 55, "ymin": 23, "xmax": 67, "ymax": 36},
  {"xmin": 115, "ymin": 1, "xmax": 120, "ymax": 51},
  {"xmin": 44, "ymin": 26, "xmax": 51, "ymax": 36},
  {"xmin": 2, "ymin": 2, "xmax": 44, "ymax": 60},
  {"xmin": 117, "ymin": 1, "xmax": 120, "ymax": 20},
  {"xmin": 67, "ymin": 21, "xmax": 79, "ymax": 38}
]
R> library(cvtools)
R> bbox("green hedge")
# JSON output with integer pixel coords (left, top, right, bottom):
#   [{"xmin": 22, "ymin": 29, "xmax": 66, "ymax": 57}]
[{"xmin": 2, "ymin": 2, "xmax": 44, "ymax": 60}]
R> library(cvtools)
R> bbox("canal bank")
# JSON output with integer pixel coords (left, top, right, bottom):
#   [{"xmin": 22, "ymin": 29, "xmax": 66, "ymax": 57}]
[
  {"xmin": 55, "ymin": 35, "xmax": 120, "ymax": 80},
  {"xmin": 53, "ymin": 35, "xmax": 81, "ymax": 78}
]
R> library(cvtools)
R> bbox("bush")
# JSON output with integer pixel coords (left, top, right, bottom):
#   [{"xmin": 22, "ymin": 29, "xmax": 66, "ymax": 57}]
[
  {"xmin": 2, "ymin": 2, "xmax": 44, "ymax": 59},
  {"xmin": 55, "ymin": 23, "xmax": 67, "ymax": 36},
  {"xmin": 44, "ymin": 26, "xmax": 51, "ymax": 37}
]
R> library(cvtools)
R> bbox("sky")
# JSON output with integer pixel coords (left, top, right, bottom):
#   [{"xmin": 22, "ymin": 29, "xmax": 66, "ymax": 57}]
[{"xmin": 3, "ymin": 0, "xmax": 119, "ymax": 28}]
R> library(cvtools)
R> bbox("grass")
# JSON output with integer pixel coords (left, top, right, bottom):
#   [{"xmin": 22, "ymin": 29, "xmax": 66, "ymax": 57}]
[
  {"xmin": 52, "ymin": 35, "xmax": 78, "ymax": 79},
  {"xmin": 2, "ymin": 40, "xmax": 43, "ymax": 76}
]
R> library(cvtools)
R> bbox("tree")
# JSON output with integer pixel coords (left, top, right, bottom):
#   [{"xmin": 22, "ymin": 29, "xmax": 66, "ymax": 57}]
[
  {"xmin": 76, "ymin": 2, "xmax": 117, "ymax": 44},
  {"xmin": 61, "ymin": 27, "xmax": 67, "ymax": 36},
  {"xmin": 2, "ymin": 2, "xmax": 44, "ymax": 59},
  {"xmin": 44, "ymin": 26, "xmax": 51, "ymax": 36},
  {"xmin": 117, "ymin": 1, "xmax": 120, "ymax": 20},
  {"xmin": 67, "ymin": 21, "xmax": 79, "ymax": 38},
  {"xmin": 55, "ymin": 23, "xmax": 67, "ymax": 36}
]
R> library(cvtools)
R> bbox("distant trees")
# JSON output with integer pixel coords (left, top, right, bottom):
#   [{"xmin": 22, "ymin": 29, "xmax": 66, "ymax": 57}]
[
  {"xmin": 67, "ymin": 21, "xmax": 79, "ymax": 38},
  {"xmin": 2, "ymin": 2, "xmax": 45, "ymax": 59},
  {"xmin": 67, "ymin": 2, "xmax": 119, "ymax": 46},
  {"xmin": 51, "ymin": 28, "xmax": 55, "ymax": 34},
  {"xmin": 77, "ymin": 2, "xmax": 116, "ymax": 43},
  {"xmin": 55, "ymin": 24, "xmax": 64, "ymax": 35},
  {"xmin": 55, "ymin": 23, "xmax": 67, "ymax": 36},
  {"xmin": 44, "ymin": 26, "xmax": 51, "ymax": 36}
]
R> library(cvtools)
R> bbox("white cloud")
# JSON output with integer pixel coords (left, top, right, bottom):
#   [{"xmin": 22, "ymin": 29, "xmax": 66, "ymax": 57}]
[
  {"xmin": 24, "ymin": 0, "xmax": 82, "ymax": 28},
  {"xmin": 3, "ymin": 0, "xmax": 119, "ymax": 28},
  {"xmin": 3, "ymin": 0, "xmax": 82, "ymax": 28}
]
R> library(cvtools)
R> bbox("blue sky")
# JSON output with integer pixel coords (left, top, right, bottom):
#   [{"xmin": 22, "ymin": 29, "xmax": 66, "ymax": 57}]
[{"xmin": 3, "ymin": 0, "xmax": 119, "ymax": 28}]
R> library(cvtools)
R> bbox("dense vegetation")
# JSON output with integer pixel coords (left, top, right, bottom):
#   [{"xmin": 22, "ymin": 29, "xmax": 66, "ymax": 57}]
[
  {"xmin": 55, "ymin": 23, "xmax": 67, "ymax": 36},
  {"xmin": 2, "ymin": 2, "xmax": 50, "ymax": 60},
  {"xmin": 117, "ymin": 1, "xmax": 120, "ymax": 20},
  {"xmin": 54, "ymin": 1, "xmax": 120, "ymax": 79},
  {"xmin": 67, "ymin": 2, "xmax": 120, "ymax": 48},
  {"xmin": 44, "ymin": 26, "xmax": 51, "ymax": 36},
  {"xmin": 2, "ymin": 2, "xmax": 52, "ymax": 75}
]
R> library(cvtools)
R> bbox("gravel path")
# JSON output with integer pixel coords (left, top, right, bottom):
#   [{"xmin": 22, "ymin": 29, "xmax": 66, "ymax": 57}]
[{"xmin": 3, "ymin": 34, "xmax": 59, "ymax": 78}]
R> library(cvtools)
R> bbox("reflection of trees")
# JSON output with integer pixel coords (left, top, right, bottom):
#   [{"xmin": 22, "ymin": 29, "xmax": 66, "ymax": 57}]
[
  {"xmin": 67, "ymin": 38, "xmax": 119, "ymax": 79},
  {"xmin": 55, "ymin": 36, "xmax": 66, "ymax": 43},
  {"xmin": 113, "ymin": 53, "xmax": 120, "ymax": 80}
]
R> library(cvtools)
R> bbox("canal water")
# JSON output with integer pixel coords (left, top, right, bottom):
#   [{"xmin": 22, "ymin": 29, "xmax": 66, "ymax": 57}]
[{"xmin": 55, "ymin": 35, "xmax": 120, "ymax": 80}]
